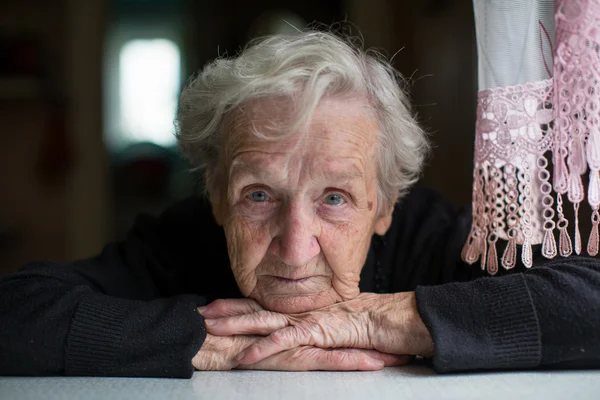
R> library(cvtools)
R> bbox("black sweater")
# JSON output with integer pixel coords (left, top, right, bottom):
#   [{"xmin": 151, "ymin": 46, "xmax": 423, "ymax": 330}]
[{"xmin": 0, "ymin": 188, "xmax": 599, "ymax": 378}]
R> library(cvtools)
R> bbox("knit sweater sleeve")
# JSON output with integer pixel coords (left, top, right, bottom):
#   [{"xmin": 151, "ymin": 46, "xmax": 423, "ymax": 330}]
[
  {"xmin": 409, "ymin": 192, "xmax": 600, "ymax": 372},
  {"xmin": 0, "ymin": 197, "xmax": 232, "ymax": 378}
]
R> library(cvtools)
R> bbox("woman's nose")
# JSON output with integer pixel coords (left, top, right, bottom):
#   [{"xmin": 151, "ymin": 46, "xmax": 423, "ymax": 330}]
[{"xmin": 270, "ymin": 203, "xmax": 320, "ymax": 267}]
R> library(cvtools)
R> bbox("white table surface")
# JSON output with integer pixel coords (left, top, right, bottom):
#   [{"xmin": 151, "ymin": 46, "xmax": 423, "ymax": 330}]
[{"xmin": 1, "ymin": 366, "xmax": 599, "ymax": 400}]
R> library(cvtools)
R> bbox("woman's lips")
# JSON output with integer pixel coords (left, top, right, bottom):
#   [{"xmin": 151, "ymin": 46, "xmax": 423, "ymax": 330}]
[
  {"xmin": 272, "ymin": 276, "xmax": 311, "ymax": 284},
  {"xmin": 260, "ymin": 275, "xmax": 328, "ymax": 297}
]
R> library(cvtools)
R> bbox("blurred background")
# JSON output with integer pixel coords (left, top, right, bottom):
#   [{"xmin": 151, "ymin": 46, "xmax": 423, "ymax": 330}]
[{"xmin": 0, "ymin": 0, "xmax": 475, "ymax": 275}]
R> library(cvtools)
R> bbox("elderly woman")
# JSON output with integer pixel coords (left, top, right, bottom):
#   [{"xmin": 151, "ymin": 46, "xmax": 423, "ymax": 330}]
[{"xmin": 0, "ymin": 31, "xmax": 599, "ymax": 378}]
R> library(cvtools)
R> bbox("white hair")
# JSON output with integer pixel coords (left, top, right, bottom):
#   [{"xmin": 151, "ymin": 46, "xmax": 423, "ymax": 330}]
[{"xmin": 176, "ymin": 30, "xmax": 429, "ymax": 208}]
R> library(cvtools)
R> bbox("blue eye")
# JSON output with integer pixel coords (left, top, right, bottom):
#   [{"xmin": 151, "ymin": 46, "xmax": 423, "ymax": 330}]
[
  {"xmin": 248, "ymin": 190, "xmax": 270, "ymax": 202},
  {"xmin": 324, "ymin": 193, "xmax": 345, "ymax": 206}
]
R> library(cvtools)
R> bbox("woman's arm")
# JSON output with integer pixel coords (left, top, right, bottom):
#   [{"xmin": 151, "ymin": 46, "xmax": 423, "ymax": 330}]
[
  {"xmin": 0, "ymin": 266, "xmax": 207, "ymax": 377},
  {"xmin": 0, "ymin": 197, "xmax": 228, "ymax": 378},
  {"xmin": 402, "ymin": 189, "xmax": 600, "ymax": 372},
  {"xmin": 376, "ymin": 187, "xmax": 600, "ymax": 371},
  {"xmin": 416, "ymin": 255, "xmax": 600, "ymax": 372}
]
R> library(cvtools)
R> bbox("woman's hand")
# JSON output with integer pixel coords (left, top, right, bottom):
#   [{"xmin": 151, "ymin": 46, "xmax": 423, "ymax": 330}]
[
  {"xmin": 193, "ymin": 298, "xmax": 411, "ymax": 371},
  {"xmin": 203, "ymin": 293, "xmax": 433, "ymax": 366}
]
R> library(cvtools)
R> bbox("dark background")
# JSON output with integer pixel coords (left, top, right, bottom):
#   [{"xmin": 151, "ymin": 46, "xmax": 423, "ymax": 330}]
[{"xmin": 0, "ymin": 0, "xmax": 476, "ymax": 276}]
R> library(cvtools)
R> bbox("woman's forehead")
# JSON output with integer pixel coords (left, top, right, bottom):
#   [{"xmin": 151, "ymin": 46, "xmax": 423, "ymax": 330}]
[
  {"xmin": 226, "ymin": 97, "xmax": 378, "ymax": 154},
  {"xmin": 229, "ymin": 151, "xmax": 367, "ymax": 182},
  {"xmin": 227, "ymin": 108, "xmax": 377, "ymax": 181}
]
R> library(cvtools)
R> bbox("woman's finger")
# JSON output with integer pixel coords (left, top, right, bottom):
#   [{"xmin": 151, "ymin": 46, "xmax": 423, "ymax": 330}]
[
  {"xmin": 348, "ymin": 349, "xmax": 413, "ymax": 367},
  {"xmin": 236, "ymin": 325, "xmax": 411, "ymax": 367},
  {"xmin": 197, "ymin": 298, "xmax": 264, "ymax": 319},
  {"xmin": 237, "ymin": 325, "xmax": 310, "ymax": 364},
  {"xmin": 205, "ymin": 310, "xmax": 289, "ymax": 336},
  {"xmin": 239, "ymin": 346, "xmax": 386, "ymax": 371},
  {"xmin": 192, "ymin": 333, "xmax": 260, "ymax": 371}
]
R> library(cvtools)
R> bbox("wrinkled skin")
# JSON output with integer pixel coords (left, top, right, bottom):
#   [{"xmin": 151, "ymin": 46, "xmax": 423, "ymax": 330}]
[
  {"xmin": 199, "ymin": 295, "xmax": 433, "ymax": 368},
  {"xmin": 209, "ymin": 97, "xmax": 394, "ymax": 314},
  {"xmin": 194, "ymin": 97, "xmax": 432, "ymax": 371},
  {"xmin": 192, "ymin": 299, "xmax": 412, "ymax": 371}
]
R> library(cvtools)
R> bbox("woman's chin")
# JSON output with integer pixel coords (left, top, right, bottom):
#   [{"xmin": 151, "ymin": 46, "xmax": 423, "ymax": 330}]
[{"xmin": 255, "ymin": 291, "xmax": 340, "ymax": 313}]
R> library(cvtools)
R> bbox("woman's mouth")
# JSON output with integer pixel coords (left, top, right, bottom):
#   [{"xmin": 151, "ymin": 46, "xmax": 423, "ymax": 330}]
[{"xmin": 273, "ymin": 276, "xmax": 311, "ymax": 284}]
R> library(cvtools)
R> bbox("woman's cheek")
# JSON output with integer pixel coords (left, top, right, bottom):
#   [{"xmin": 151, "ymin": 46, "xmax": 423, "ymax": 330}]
[
  {"xmin": 224, "ymin": 216, "xmax": 272, "ymax": 295},
  {"xmin": 321, "ymin": 224, "xmax": 362, "ymax": 274},
  {"xmin": 316, "ymin": 204, "xmax": 354, "ymax": 223},
  {"xmin": 321, "ymin": 218, "xmax": 373, "ymax": 295}
]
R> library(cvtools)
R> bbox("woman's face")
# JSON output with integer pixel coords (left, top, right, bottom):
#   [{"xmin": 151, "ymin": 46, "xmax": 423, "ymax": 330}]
[{"xmin": 211, "ymin": 97, "xmax": 394, "ymax": 313}]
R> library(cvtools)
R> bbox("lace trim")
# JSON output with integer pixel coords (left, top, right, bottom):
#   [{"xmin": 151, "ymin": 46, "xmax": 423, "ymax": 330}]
[{"xmin": 463, "ymin": 0, "xmax": 600, "ymax": 273}]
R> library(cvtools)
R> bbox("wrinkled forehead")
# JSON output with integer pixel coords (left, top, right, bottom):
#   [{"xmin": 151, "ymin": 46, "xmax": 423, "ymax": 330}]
[
  {"xmin": 223, "ymin": 96, "xmax": 379, "ymax": 161},
  {"xmin": 224, "ymin": 97, "xmax": 295, "ymax": 150}
]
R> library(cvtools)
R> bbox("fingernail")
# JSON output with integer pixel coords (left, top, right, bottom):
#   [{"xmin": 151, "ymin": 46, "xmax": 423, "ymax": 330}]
[
  {"xmin": 197, "ymin": 306, "xmax": 207, "ymax": 314},
  {"xmin": 204, "ymin": 319, "xmax": 216, "ymax": 326}
]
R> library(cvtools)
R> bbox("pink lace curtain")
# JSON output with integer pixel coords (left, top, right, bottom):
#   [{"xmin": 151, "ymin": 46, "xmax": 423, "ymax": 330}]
[{"xmin": 462, "ymin": 0, "xmax": 600, "ymax": 274}]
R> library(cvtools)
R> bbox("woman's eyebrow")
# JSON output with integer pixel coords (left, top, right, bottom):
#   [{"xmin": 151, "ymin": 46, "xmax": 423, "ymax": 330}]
[
  {"xmin": 229, "ymin": 163, "xmax": 365, "ymax": 183},
  {"xmin": 227, "ymin": 151, "xmax": 368, "ymax": 188}
]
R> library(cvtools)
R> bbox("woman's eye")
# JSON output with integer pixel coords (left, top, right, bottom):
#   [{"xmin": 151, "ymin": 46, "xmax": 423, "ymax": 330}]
[
  {"xmin": 248, "ymin": 190, "xmax": 270, "ymax": 202},
  {"xmin": 323, "ymin": 193, "xmax": 345, "ymax": 206}
]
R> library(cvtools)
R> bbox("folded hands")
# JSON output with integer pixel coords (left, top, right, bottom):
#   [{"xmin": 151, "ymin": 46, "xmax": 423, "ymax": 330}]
[{"xmin": 193, "ymin": 293, "xmax": 433, "ymax": 371}]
